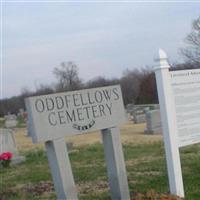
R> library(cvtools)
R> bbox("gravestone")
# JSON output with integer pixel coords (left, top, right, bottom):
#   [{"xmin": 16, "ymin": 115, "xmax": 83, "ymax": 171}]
[
  {"xmin": 66, "ymin": 142, "xmax": 73, "ymax": 152},
  {"xmin": 4, "ymin": 114, "xmax": 17, "ymax": 128},
  {"xmin": 25, "ymin": 85, "xmax": 130, "ymax": 200},
  {"xmin": 131, "ymin": 109, "xmax": 146, "ymax": 124},
  {"xmin": 126, "ymin": 104, "xmax": 134, "ymax": 113},
  {"xmin": 143, "ymin": 107, "xmax": 150, "ymax": 113},
  {"xmin": 0, "ymin": 129, "xmax": 25, "ymax": 165},
  {"xmin": 19, "ymin": 108, "xmax": 24, "ymax": 116},
  {"xmin": 153, "ymin": 104, "xmax": 160, "ymax": 109},
  {"xmin": 128, "ymin": 104, "xmax": 159, "ymax": 123},
  {"xmin": 0, "ymin": 129, "xmax": 17, "ymax": 154},
  {"xmin": 134, "ymin": 113, "xmax": 146, "ymax": 123},
  {"xmin": 145, "ymin": 109, "xmax": 162, "ymax": 134}
]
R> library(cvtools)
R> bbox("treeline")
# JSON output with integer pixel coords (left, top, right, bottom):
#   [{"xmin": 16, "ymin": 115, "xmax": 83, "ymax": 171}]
[
  {"xmin": 1, "ymin": 16, "xmax": 199, "ymax": 117},
  {"xmin": 0, "ymin": 62, "xmax": 199, "ymax": 117}
]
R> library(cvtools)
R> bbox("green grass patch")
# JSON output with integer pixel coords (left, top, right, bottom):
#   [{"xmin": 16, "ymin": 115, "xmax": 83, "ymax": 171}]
[
  {"xmin": 0, "ymin": 118, "xmax": 5, "ymax": 128},
  {"xmin": 16, "ymin": 116, "xmax": 27, "ymax": 128},
  {"xmin": 0, "ymin": 142, "xmax": 200, "ymax": 199}
]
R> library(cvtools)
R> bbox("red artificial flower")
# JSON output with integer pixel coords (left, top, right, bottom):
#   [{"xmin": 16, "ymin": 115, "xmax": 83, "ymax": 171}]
[{"xmin": 0, "ymin": 152, "xmax": 13, "ymax": 160}]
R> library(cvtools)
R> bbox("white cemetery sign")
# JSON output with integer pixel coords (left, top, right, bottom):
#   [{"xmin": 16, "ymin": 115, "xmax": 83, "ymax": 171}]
[
  {"xmin": 170, "ymin": 69, "xmax": 200, "ymax": 147},
  {"xmin": 154, "ymin": 49, "xmax": 200, "ymax": 198},
  {"xmin": 25, "ymin": 85, "xmax": 130, "ymax": 200}
]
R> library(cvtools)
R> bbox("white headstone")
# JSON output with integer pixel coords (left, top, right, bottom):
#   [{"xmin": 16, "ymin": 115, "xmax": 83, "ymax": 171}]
[
  {"xmin": 145, "ymin": 109, "xmax": 162, "ymax": 134},
  {"xmin": 19, "ymin": 108, "xmax": 24, "ymax": 116},
  {"xmin": 131, "ymin": 108, "xmax": 146, "ymax": 124},
  {"xmin": 126, "ymin": 104, "xmax": 134, "ymax": 113},
  {"xmin": 0, "ymin": 129, "xmax": 26, "ymax": 165},
  {"xmin": 0, "ymin": 129, "xmax": 17, "ymax": 154},
  {"xmin": 4, "ymin": 114, "xmax": 17, "ymax": 128}
]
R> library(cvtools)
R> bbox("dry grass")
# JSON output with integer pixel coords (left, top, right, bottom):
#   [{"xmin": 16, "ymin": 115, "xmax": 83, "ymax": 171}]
[{"xmin": 14, "ymin": 120, "xmax": 162, "ymax": 152}]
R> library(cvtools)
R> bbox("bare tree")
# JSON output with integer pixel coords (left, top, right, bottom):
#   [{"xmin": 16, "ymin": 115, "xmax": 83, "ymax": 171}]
[
  {"xmin": 181, "ymin": 16, "xmax": 200, "ymax": 64},
  {"xmin": 21, "ymin": 87, "xmax": 32, "ymax": 97},
  {"xmin": 34, "ymin": 84, "xmax": 54, "ymax": 96},
  {"xmin": 85, "ymin": 76, "xmax": 119, "ymax": 89},
  {"xmin": 120, "ymin": 69, "xmax": 141, "ymax": 105},
  {"xmin": 53, "ymin": 61, "xmax": 82, "ymax": 92},
  {"xmin": 137, "ymin": 69, "xmax": 158, "ymax": 104}
]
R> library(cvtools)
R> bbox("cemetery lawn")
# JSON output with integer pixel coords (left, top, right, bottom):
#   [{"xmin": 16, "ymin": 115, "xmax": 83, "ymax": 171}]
[
  {"xmin": 1, "ymin": 122, "xmax": 200, "ymax": 200},
  {"xmin": 0, "ymin": 118, "xmax": 5, "ymax": 128}
]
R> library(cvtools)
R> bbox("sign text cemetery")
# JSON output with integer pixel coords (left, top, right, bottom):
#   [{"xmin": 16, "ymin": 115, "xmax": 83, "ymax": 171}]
[{"xmin": 25, "ymin": 85, "xmax": 130, "ymax": 200}]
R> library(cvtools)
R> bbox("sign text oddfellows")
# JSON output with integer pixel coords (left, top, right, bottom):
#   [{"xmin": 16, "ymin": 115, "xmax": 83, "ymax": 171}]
[
  {"xmin": 35, "ymin": 87, "xmax": 118, "ymax": 126},
  {"xmin": 26, "ymin": 85, "xmax": 126, "ymax": 143}
]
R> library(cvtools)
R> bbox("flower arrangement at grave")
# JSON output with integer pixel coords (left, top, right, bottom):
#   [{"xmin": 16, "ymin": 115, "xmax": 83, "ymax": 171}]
[{"xmin": 0, "ymin": 152, "xmax": 13, "ymax": 168}]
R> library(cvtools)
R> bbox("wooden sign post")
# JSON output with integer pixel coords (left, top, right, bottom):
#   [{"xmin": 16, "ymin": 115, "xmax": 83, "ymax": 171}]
[
  {"xmin": 155, "ymin": 49, "xmax": 200, "ymax": 198},
  {"xmin": 25, "ymin": 85, "xmax": 130, "ymax": 200},
  {"xmin": 154, "ymin": 49, "xmax": 184, "ymax": 197}
]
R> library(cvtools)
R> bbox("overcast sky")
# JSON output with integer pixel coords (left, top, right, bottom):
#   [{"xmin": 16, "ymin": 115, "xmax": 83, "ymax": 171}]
[{"xmin": 1, "ymin": 1, "xmax": 200, "ymax": 98}]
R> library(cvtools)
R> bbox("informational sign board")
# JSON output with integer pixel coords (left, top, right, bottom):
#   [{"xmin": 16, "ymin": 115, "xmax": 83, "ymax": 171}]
[
  {"xmin": 156, "ymin": 50, "xmax": 200, "ymax": 198},
  {"xmin": 170, "ymin": 69, "xmax": 200, "ymax": 147},
  {"xmin": 25, "ymin": 85, "xmax": 126, "ymax": 143}
]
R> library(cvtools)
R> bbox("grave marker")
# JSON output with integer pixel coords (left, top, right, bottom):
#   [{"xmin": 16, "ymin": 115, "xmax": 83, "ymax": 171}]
[
  {"xmin": 4, "ymin": 114, "xmax": 17, "ymax": 128},
  {"xmin": 25, "ymin": 85, "xmax": 130, "ymax": 200},
  {"xmin": 145, "ymin": 109, "xmax": 162, "ymax": 134},
  {"xmin": 0, "ymin": 129, "xmax": 17, "ymax": 155},
  {"xmin": 0, "ymin": 128, "xmax": 25, "ymax": 165}
]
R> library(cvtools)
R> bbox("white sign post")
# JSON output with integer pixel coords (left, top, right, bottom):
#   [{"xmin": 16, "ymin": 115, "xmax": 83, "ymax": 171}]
[
  {"xmin": 154, "ymin": 49, "xmax": 184, "ymax": 197},
  {"xmin": 25, "ymin": 85, "xmax": 130, "ymax": 200}
]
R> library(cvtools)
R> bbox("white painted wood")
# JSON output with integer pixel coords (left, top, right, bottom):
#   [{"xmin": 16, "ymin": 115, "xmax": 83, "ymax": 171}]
[
  {"xmin": 170, "ymin": 69, "xmax": 200, "ymax": 147},
  {"xmin": 154, "ymin": 49, "xmax": 184, "ymax": 197},
  {"xmin": 45, "ymin": 138, "xmax": 78, "ymax": 200},
  {"xmin": 101, "ymin": 127, "xmax": 130, "ymax": 200},
  {"xmin": 25, "ymin": 85, "xmax": 126, "ymax": 143}
]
